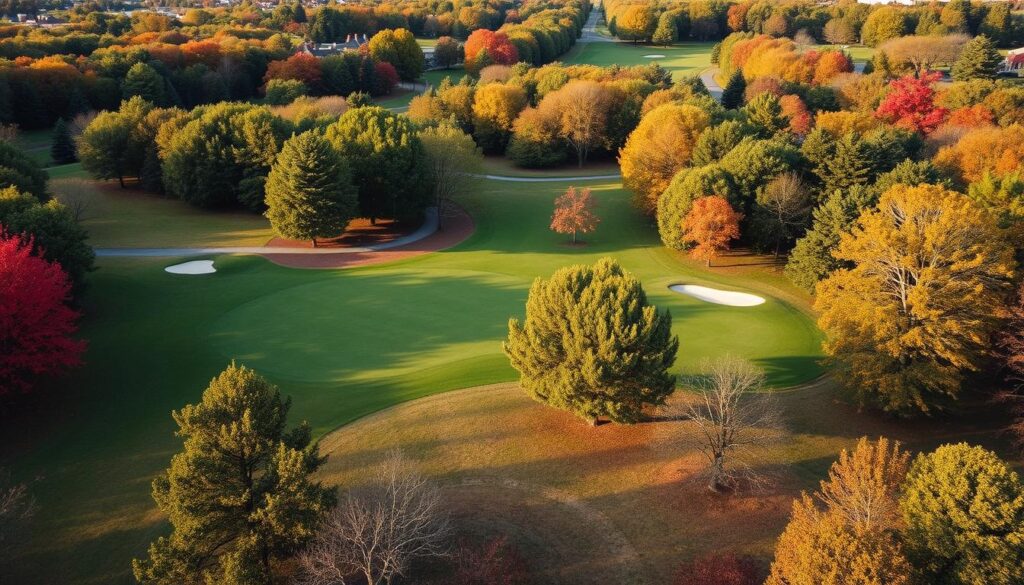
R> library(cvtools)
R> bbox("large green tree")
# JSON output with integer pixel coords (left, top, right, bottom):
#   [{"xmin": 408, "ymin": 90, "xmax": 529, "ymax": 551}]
[
  {"xmin": 418, "ymin": 122, "xmax": 482, "ymax": 228},
  {"xmin": 367, "ymin": 28, "xmax": 424, "ymax": 82},
  {"xmin": 952, "ymin": 35, "xmax": 1002, "ymax": 81},
  {"xmin": 50, "ymin": 118, "xmax": 76, "ymax": 165},
  {"xmin": 0, "ymin": 187, "xmax": 93, "ymax": 297},
  {"xmin": 264, "ymin": 131, "xmax": 356, "ymax": 247},
  {"xmin": 504, "ymin": 257, "xmax": 678, "ymax": 425},
  {"xmin": 901, "ymin": 443, "xmax": 1024, "ymax": 585},
  {"xmin": 132, "ymin": 363, "xmax": 333, "ymax": 585},
  {"xmin": 325, "ymin": 106, "xmax": 430, "ymax": 223},
  {"xmin": 0, "ymin": 140, "xmax": 49, "ymax": 200},
  {"xmin": 122, "ymin": 62, "xmax": 167, "ymax": 106},
  {"xmin": 720, "ymin": 70, "xmax": 746, "ymax": 110}
]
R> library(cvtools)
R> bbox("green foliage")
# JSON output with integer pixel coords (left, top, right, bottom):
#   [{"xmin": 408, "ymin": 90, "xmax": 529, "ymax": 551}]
[
  {"xmin": 0, "ymin": 187, "xmax": 94, "ymax": 296},
  {"xmin": 122, "ymin": 62, "xmax": 166, "ymax": 106},
  {"xmin": 506, "ymin": 134, "xmax": 566, "ymax": 168},
  {"xmin": 721, "ymin": 70, "xmax": 745, "ymax": 110},
  {"xmin": 264, "ymin": 79, "xmax": 307, "ymax": 105},
  {"xmin": 265, "ymin": 131, "xmax": 356, "ymax": 245},
  {"xmin": 785, "ymin": 186, "xmax": 876, "ymax": 292},
  {"xmin": 691, "ymin": 120, "xmax": 748, "ymax": 167},
  {"xmin": 820, "ymin": 132, "xmax": 873, "ymax": 196},
  {"xmin": 77, "ymin": 109, "xmax": 133, "ymax": 186},
  {"xmin": 952, "ymin": 35, "xmax": 1002, "ymax": 81},
  {"xmin": 162, "ymin": 103, "xmax": 291, "ymax": 209},
  {"xmin": 504, "ymin": 257, "xmax": 678, "ymax": 424},
  {"xmin": 657, "ymin": 165, "xmax": 736, "ymax": 250},
  {"xmin": 967, "ymin": 171, "xmax": 1024, "ymax": 229},
  {"xmin": 325, "ymin": 106, "xmax": 430, "ymax": 222},
  {"xmin": 742, "ymin": 92, "xmax": 787, "ymax": 139},
  {"xmin": 367, "ymin": 28, "xmax": 424, "ymax": 82},
  {"xmin": 861, "ymin": 7, "xmax": 906, "ymax": 47},
  {"xmin": 50, "ymin": 118, "xmax": 77, "ymax": 165},
  {"xmin": 652, "ymin": 12, "xmax": 678, "ymax": 46},
  {"xmin": 0, "ymin": 140, "xmax": 48, "ymax": 200},
  {"xmin": 901, "ymin": 443, "xmax": 1024, "ymax": 585},
  {"xmin": 875, "ymin": 160, "xmax": 945, "ymax": 194},
  {"xmin": 131, "ymin": 363, "xmax": 333, "ymax": 585},
  {"xmin": 718, "ymin": 138, "xmax": 802, "ymax": 212}
]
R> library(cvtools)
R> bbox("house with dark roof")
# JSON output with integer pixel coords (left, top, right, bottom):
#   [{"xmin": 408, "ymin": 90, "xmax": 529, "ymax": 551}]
[{"xmin": 298, "ymin": 34, "xmax": 368, "ymax": 58}]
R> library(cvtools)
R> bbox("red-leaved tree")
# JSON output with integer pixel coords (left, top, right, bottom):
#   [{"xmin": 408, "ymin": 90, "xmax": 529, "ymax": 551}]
[
  {"xmin": 681, "ymin": 196, "xmax": 742, "ymax": 267},
  {"xmin": 0, "ymin": 233, "xmax": 85, "ymax": 395},
  {"xmin": 373, "ymin": 61, "xmax": 399, "ymax": 95},
  {"xmin": 875, "ymin": 72, "xmax": 948, "ymax": 134},
  {"xmin": 673, "ymin": 553, "xmax": 763, "ymax": 585},
  {"xmin": 550, "ymin": 186, "xmax": 599, "ymax": 244},
  {"xmin": 264, "ymin": 52, "xmax": 323, "ymax": 89},
  {"xmin": 463, "ymin": 29, "xmax": 518, "ymax": 72}
]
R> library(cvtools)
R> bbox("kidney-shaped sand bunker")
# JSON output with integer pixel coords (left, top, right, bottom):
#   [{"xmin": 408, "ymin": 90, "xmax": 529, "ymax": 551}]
[{"xmin": 668, "ymin": 284, "xmax": 765, "ymax": 307}]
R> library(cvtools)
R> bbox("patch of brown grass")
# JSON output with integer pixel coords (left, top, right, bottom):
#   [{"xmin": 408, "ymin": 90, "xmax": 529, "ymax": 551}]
[{"xmin": 318, "ymin": 382, "xmax": 1016, "ymax": 584}]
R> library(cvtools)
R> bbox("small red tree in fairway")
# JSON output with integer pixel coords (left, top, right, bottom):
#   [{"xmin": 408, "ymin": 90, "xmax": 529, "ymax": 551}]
[
  {"xmin": 875, "ymin": 72, "xmax": 948, "ymax": 134},
  {"xmin": 550, "ymin": 186, "xmax": 599, "ymax": 244},
  {"xmin": 0, "ymin": 233, "xmax": 85, "ymax": 395},
  {"xmin": 681, "ymin": 196, "xmax": 742, "ymax": 267}
]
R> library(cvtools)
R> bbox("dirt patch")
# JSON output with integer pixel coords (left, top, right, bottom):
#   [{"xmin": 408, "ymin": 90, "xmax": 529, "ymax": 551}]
[
  {"xmin": 261, "ymin": 205, "xmax": 474, "ymax": 269},
  {"xmin": 266, "ymin": 217, "xmax": 418, "ymax": 249}
]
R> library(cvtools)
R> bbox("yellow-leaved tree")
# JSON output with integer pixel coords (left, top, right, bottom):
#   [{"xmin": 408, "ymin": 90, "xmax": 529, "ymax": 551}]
[
  {"xmin": 815, "ymin": 184, "xmax": 1015, "ymax": 414},
  {"xmin": 767, "ymin": 437, "xmax": 913, "ymax": 585},
  {"xmin": 619, "ymin": 103, "xmax": 710, "ymax": 215}
]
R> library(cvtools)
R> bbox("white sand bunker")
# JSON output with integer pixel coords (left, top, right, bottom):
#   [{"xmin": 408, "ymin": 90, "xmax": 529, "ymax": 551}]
[
  {"xmin": 669, "ymin": 284, "xmax": 765, "ymax": 307},
  {"xmin": 643, "ymin": 54, "xmax": 666, "ymax": 58},
  {"xmin": 165, "ymin": 260, "xmax": 216, "ymax": 275}
]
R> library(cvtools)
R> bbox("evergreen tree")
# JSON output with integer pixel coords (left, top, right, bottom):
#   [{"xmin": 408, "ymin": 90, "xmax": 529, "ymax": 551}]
[
  {"xmin": 721, "ymin": 70, "xmax": 746, "ymax": 109},
  {"xmin": 139, "ymin": 145, "xmax": 163, "ymax": 193},
  {"xmin": 742, "ymin": 93, "xmax": 787, "ymax": 138},
  {"xmin": 822, "ymin": 133, "xmax": 873, "ymax": 195},
  {"xmin": 504, "ymin": 257, "xmax": 678, "ymax": 425},
  {"xmin": 652, "ymin": 12, "xmax": 677, "ymax": 46},
  {"xmin": 785, "ymin": 185, "xmax": 876, "ymax": 292},
  {"xmin": 49, "ymin": 118, "xmax": 76, "ymax": 165},
  {"xmin": 122, "ymin": 62, "xmax": 166, "ymax": 106},
  {"xmin": 265, "ymin": 131, "xmax": 356, "ymax": 247},
  {"xmin": 952, "ymin": 35, "xmax": 1002, "ymax": 81},
  {"xmin": 132, "ymin": 363, "xmax": 333, "ymax": 585},
  {"xmin": 901, "ymin": 443, "xmax": 1024, "ymax": 585}
]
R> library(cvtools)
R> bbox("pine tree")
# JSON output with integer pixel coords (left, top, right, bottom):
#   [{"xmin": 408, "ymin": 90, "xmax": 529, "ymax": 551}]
[
  {"xmin": 742, "ymin": 93, "xmax": 787, "ymax": 138},
  {"xmin": 265, "ymin": 131, "xmax": 357, "ymax": 247},
  {"xmin": 652, "ymin": 13, "xmax": 677, "ymax": 46},
  {"xmin": 822, "ymin": 133, "xmax": 873, "ymax": 195},
  {"xmin": 721, "ymin": 70, "xmax": 746, "ymax": 109},
  {"xmin": 49, "ymin": 118, "xmax": 76, "ymax": 165},
  {"xmin": 952, "ymin": 34, "xmax": 1002, "ymax": 81},
  {"xmin": 132, "ymin": 363, "xmax": 333, "ymax": 585},
  {"xmin": 122, "ymin": 62, "xmax": 166, "ymax": 106},
  {"xmin": 504, "ymin": 257, "xmax": 678, "ymax": 425}
]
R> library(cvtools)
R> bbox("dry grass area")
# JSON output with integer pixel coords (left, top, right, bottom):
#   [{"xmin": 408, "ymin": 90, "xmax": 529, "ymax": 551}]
[{"xmin": 318, "ymin": 381, "xmax": 1014, "ymax": 584}]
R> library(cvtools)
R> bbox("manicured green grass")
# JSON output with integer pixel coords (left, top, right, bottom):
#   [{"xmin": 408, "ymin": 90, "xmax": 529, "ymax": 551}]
[
  {"xmin": 563, "ymin": 41, "xmax": 714, "ymax": 80},
  {"xmin": 13, "ymin": 127, "xmax": 55, "ymax": 167},
  {"xmin": 813, "ymin": 44, "xmax": 875, "ymax": 64},
  {"xmin": 49, "ymin": 172, "xmax": 275, "ymax": 248},
  {"xmin": 4, "ymin": 177, "xmax": 823, "ymax": 584},
  {"xmin": 480, "ymin": 155, "xmax": 620, "ymax": 177}
]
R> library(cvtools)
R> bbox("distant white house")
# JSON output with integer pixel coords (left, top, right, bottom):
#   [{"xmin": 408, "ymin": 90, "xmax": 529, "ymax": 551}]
[{"xmin": 298, "ymin": 34, "xmax": 367, "ymax": 58}]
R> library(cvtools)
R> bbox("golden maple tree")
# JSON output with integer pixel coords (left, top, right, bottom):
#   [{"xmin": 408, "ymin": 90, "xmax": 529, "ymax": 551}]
[
  {"xmin": 815, "ymin": 184, "xmax": 1015, "ymax": 414},
  {"xmin": 681, "ymin": 196, "xmax": 742, "ymax": 267},
  {"xmin": 619, "ymin": 103, "xmax": 710, "ymax": 214}
]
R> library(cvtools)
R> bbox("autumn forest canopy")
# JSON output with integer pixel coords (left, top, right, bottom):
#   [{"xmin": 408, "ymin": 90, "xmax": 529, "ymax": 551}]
[{"xmin": 5, "ymin": 0, "xmax": 1024, "ymax": 584}]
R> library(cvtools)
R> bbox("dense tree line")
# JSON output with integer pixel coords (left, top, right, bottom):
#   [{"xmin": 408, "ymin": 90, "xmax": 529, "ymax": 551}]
[{"xmin": 603, "ymin": 0, "xmax": 1024, "ymax": 47}]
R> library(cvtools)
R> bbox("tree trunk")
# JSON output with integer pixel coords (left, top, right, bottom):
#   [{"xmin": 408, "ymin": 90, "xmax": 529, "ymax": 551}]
[
  {"xmin": 312, "ymin": 238, "xmax": 317, "ymax": 248},
  {"xmin": 707, "ymin": 257, "xmax": 711, "ymax": 268},
  {"xmin": 589, "ymin": 416, "xmax": 598, "ymax": 427},
  {"xmin": 118, "ymin": 174, "xmax": 125, "ymax": 188},
  {"xmin": 573, "ymin": 231, "xmax": 577, "ymax": 244}
]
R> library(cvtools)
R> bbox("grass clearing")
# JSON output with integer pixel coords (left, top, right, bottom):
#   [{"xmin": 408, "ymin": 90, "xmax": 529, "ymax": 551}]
[
  {"xmin": 5, "ymin": 176, "xmax": 823, "ymax": 584},
  {"xmin": 318, "ymin": 382, "xmax": 1013, "ymax": 584},
  {"xmin": 49, "ymin": 172, "xmax": 274, "ymax": 248},
  {"xmin": 563, "ymin": 41, "xmax": 714, "ymax": 80}
]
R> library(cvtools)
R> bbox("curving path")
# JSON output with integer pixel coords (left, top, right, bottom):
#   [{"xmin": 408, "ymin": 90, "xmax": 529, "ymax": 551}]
[{"xmin": 469, "ymin": 172, "xmax": 621, "ymax": 182}]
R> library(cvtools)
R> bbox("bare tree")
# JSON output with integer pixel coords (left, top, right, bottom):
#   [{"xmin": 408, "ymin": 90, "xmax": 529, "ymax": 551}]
[
  {"xmin": 680, "ymin": 356, "xmax": 784, "ymax": 493},
  {"xmin": 879, "ymin": 34, "xmax": 969, "ymax": 76},
  {"xmin": 0, "ymin": 469, "xmax": 34, "ymax": 567},
  {"xmin": 753, "ymin": 172, "xmax": 812, "ymax": 258},
  {"xmin": 51, "ymin": 179, "xmax": 93, "ymax": 222},
  {"xmin": 296, "ymin": 452, "xmax": 449, "ymax": 585}
]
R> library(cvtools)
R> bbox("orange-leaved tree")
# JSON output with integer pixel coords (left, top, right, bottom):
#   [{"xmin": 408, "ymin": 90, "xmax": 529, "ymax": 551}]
[
  {"xmin": 550, "ymin": 186, "xmax": 599, "ymax": 244},
  {"xmin": 681, "ymin": 196, "xmax": 742, "ymax": 267}
]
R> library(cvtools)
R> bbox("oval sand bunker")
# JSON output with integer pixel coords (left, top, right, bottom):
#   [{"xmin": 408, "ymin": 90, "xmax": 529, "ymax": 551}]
[
  {"xmin": 643, "ymin": 54, "xmax": 666, "ymax": 58},
  {"xmin": 165, "ymin": 260, "xmax": 216, "ymax": 275},
  {"xmin": 669, "ymin": 284, "xmax": 765, "ymax": 307}
]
